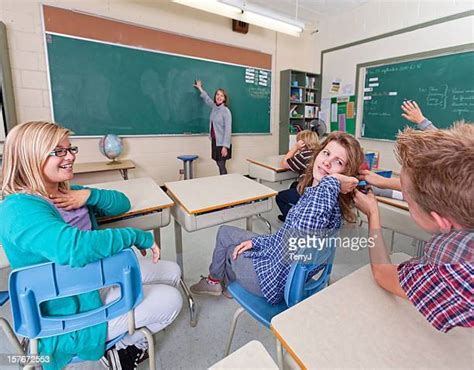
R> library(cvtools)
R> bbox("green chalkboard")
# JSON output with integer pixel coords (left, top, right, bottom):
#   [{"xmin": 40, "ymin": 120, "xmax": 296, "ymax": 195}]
[
  {"xmin": 361, "ymin": 50, "xmax": 474, "ymax": 140},
  {"xmin": 46, "ymin": 34, "xmax": 271, "ymax": 136}
]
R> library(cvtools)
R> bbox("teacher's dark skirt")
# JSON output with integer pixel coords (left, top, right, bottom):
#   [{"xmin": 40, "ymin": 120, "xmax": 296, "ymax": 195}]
[{"xmin": 211, "ymin": 139, "xmax": 232, "ymax": 160}]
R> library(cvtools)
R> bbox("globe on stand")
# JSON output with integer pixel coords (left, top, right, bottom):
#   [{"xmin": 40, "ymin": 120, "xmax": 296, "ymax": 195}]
[{"xmin": 99, "ymin": 134, "xmax": 123, "ymax": 164}]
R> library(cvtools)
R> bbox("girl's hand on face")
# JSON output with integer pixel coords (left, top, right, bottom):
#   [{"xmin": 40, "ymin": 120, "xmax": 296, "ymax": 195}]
[
  {"xmin": 353, "ymin": 188, "xmax": 379, "ymax": 217},
  {"xmin": 232, "ymin": 240, "xmax": 253, "ymax": 260},
  {"xmin": 330, "ymin": 173, "xmax": 359, "ymax": 194},
  {"xmin": 296, "ymin": 140, "xmax": 306, "ymax": 151},
  {"xmin": 50, "ymin": 189, "xmax": 91, "ymax": 210},
  {"xmin": 139, "ymin": 242, "xmax": 160, "ymax": 263}
]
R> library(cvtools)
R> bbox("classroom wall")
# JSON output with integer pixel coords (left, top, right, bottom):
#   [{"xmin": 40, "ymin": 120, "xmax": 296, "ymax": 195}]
[
  {"xmin": 314, "ymin": 0, "xmax": 473, "ymax": 171},
  {"xmin": 0, "ymin": 0, "xmax": 317, "ymax": 184}
]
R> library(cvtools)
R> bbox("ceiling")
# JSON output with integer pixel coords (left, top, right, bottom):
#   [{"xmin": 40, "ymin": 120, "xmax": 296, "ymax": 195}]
[{"xmin": 246, "ymin": 0, "xmax": 368, "ymax": 25}]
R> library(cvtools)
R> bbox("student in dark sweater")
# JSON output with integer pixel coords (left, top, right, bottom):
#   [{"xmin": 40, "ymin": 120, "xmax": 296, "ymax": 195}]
[{"xmin": 194, "ymin": 80, "xmax": 232, "ymax": 175}]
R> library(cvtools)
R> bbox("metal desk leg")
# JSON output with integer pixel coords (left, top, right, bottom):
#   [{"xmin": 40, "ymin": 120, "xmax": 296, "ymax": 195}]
[
  {"xmin": 174, "ymin": 219, "xmax": 197, "ymax": 327},
  {"xmin": 246, "ymin": 216, "xmax": 253, "ymax": 231},
  {"xmin": 247, "ymin": 214, "xmax": 271, "ymax": 234},
  {"xmin": 153, "ymin": 228, "xmax": 161, "ymax": 248},
  {"xmin": 120, "ymin": 169, "xmax": 129, "ymax": 180}
]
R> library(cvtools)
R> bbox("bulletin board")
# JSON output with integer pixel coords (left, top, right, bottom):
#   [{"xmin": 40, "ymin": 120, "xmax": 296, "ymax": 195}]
[{"xmin": 330, "ymin": 95, "xmax": 356, "ymax": 135}]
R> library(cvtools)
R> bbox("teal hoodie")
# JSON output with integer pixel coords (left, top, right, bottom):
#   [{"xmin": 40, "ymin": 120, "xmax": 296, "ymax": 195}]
[{"xmin": 0, "ymin": 185, "xmax": 154, "ymax": 369}]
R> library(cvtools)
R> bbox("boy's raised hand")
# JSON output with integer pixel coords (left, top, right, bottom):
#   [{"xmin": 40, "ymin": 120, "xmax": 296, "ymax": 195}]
[
  {"xmin": 353, "ymin": 188, "xmax": 379, "ymax": 217},
  {"xmin": 401, "ymin": 100, "xmax": 425, "ymax": 125}
]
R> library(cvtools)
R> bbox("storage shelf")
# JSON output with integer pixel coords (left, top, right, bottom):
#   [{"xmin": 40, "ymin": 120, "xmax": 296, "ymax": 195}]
[{"xmin": 280, "ymin": 69, "xmax": 321, "ymax": 153}]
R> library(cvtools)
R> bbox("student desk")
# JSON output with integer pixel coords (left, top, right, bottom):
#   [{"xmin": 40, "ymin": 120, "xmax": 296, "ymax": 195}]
[
  {"xmin": 165, "ymin": 174, "xmax": 277, "ymax": 272},
  {"xmin": 247, "ymin": 155, "xmax": 299, "ymax": 183},
  {"xmin": 90, "ymin": 177, "xmax": 173, "ymax": 240},
  {"xmin": 165, "ymin": 174, "xmax": 277, "ymax": 326},
  {"xmin": 74, "ymin": 159, "xmax": 135, "ymax": 180},
  {"xmin": 271, "ymin": 253, "xmax": 472, "ymax": 369},
  {"xmin": 209, "ymin": 340, "xmax": 278, "ymax": 369}
]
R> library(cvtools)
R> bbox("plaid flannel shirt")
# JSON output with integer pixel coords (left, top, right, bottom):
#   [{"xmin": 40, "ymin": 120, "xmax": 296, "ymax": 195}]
[
  {"xmin": 398, "ymin": 230, "xmax": 474, "ymax": 332},
  {"xmin": 245, "ymin": 176, "xmax": 342, "ymax": 304}
]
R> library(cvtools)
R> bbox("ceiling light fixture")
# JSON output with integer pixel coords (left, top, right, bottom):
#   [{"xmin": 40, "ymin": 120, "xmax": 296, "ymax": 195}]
[{"xmin": 172, "ymin": 0, "xmax": 305, "ymax": 37}]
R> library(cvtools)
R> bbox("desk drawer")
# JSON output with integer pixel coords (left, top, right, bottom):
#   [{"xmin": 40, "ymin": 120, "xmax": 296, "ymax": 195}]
[
  {"xmin": 98, "ymin": 208, "xmax": 170, "ymax": 231},
  {"xmin": 172, "ymin": 198, "xmax": 273, "ymax": 232}
]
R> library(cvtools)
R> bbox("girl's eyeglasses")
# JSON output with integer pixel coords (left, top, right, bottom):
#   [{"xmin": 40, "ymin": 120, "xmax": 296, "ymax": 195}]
[{"xmin": 49, "ymin": 146, "xmax": 79, "ymax": 157}]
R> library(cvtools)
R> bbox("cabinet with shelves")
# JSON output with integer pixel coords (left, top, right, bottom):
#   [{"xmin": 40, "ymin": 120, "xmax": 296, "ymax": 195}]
[{"xmin": 279, "ymin": 69, "xmax": 321, "ymax": 153}]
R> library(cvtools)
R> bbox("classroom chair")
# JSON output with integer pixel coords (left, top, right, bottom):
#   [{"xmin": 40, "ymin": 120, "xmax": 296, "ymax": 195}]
[
  {"xmin": 6, "ymin": 249, "xmax": 156, "ymax": 370},
  {"xmin": 224, "ymin": 234, "xmax": 337, "ymax": 368}
]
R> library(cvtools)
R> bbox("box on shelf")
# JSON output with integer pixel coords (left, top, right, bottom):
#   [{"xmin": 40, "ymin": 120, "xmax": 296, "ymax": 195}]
[{"xmin": 290, "ymin": 87, "xmax": 303, "ymax": 102}]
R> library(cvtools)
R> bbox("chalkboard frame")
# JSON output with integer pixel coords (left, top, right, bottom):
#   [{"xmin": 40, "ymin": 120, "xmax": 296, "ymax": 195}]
[{"xmin": 355, "ymin": 43, "xmax": 474, "ymax": 142}]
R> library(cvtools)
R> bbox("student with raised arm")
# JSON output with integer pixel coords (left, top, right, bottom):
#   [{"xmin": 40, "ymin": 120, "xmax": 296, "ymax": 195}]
[
  {"xmin": 360, "ymin": 100, "xmax": 437, "ymax": 193},
  {"xmin": 354, "ymin": 123, "xmax": 473, "ymax": 332},
  {"xmin": 0, "ymin": 121, "xmax": 182, "ymax": 370},
  {"xmin": 193, "ymin": 80, "xmax": 232, "ymax": 175},
  {"xmin": 190, "ymin": 132, "xmax": 363, "ymax": 303}
]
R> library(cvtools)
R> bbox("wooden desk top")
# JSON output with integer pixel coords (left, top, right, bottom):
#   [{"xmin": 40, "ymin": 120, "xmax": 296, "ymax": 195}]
[
  {"xmin": 247, "ymin": 155, "xmax": 289, "ymax": 173},
  {"xmin": 165, "ymin": 174, "xmax": 277, "ymax": 215},
  {"xmin": 271, "ymin": 253, "xmax": 472, "ymax": 369},
  {"xmin": 376, "ymin": 195, "xmax": 409, "ymax": 211},
  {"xmin": 74, "ymin": 159, "xmax": 135, "ymax": 174},
  {"xmin": 90, "ymin": 177, "xmax": 174, "ymax": 222}
]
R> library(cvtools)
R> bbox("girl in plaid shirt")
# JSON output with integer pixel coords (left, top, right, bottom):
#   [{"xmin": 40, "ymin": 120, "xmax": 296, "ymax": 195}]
[{"xmin": 191, "ymin": 132, "xmax": 364, "ymax": 304}]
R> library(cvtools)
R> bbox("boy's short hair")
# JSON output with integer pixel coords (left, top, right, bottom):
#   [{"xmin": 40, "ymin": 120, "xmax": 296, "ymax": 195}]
[{"xmin": 395, "ymin": 122, "xmax": 474, "ymax": 228}]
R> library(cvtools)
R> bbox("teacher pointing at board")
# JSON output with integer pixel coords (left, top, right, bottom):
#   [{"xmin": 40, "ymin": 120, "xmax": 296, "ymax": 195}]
[{"xmin": 194, "ymin": 80, "xmax": 232, "ymax": 175}]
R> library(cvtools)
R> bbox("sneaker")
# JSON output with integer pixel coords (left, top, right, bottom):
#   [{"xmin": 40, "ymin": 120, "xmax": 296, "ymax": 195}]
[
  {"xmin": 107, "ymin": 345, "xmax": 140, "ymax": 370},
  {"xmin": 277, "ymin": 215, "xmax": 285, "ymax": 222},
  {"xmin": 190, "ymin": 276, "xmax": 222, "ymax": 296}
]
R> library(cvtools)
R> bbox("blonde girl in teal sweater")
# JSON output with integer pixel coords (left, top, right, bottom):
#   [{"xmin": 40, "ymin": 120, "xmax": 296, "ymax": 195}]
[{"xmin": 0, "ymin": 121, "xmax": 182, "ymax": 369}]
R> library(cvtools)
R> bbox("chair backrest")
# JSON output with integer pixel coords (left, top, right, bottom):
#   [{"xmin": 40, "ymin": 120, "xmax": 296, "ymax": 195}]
[
  {"xmin": 8, "ymin": 249, "xmax": 143, "ymax": 339},
  {"xmin": 284, "ymin": 233, "xmax": 337, "ymax": 307}
]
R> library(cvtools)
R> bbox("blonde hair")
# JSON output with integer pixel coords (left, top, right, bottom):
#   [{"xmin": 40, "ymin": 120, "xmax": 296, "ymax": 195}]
[
  {"xmin": 296, "ymin": 130, "xmax": 319, "ymax": 151},
  {"xmin": 1, "ymin": 121, "xmax": 71, "ymax": 197},
  {"xmin": 395, "ymin": 121, "xmax": 474, "ymax": 229},
  {"xmin": 297, "ymin": 131, "xmax": 364, "ymax": 223}
]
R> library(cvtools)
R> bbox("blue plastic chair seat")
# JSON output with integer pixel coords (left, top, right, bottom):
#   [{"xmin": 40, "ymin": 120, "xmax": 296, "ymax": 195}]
[
  {"xmin": 177, "ymin": 155, "xmax": 199, "ymax": 162},
  {"xmin": 227, "ymin": 284, "xmax": 287, "ymax": 328}
]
